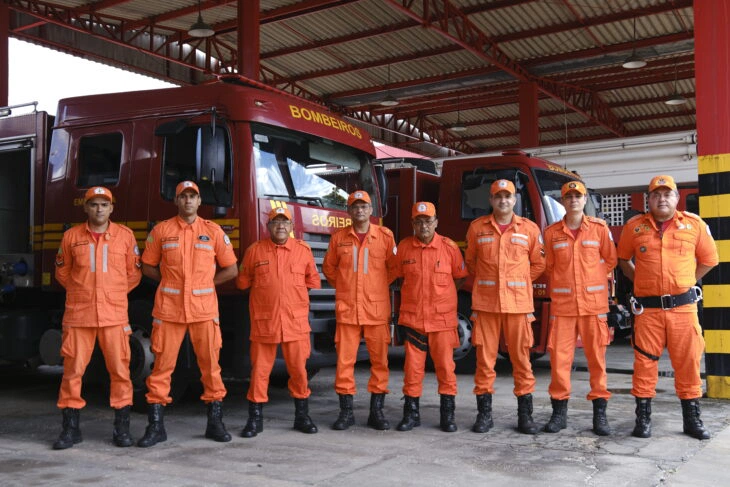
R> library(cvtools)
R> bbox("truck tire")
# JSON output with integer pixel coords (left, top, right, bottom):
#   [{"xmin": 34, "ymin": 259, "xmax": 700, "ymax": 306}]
[{"xmin": 453, "ymin": 293, "xmax": 476, "ymax": 374}]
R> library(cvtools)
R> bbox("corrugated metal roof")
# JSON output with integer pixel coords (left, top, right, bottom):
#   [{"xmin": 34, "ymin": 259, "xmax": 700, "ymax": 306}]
[{"xmin": 7, "ymin": 0, "xmax": 697, "ymax": 155}]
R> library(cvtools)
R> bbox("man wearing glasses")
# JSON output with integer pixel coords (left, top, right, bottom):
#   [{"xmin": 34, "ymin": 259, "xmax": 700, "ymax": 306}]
[
  {"xmin": 237, "ymin": 207, "xmax": 322, "ymax": 437},
  {"xmin": 465, "ymin": 179, "xmax": 545, "ymax": 435},
  {"xmin": 323, "ymin": 191, "xmax": 398, "ymax": 430},
  {"xmin": 394, "ymin": 202, "xmax": 468, "ymax": 432}
]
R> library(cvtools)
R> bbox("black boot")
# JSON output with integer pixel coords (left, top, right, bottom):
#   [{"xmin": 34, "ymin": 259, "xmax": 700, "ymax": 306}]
[
  {"xmin": 517, "ymin": 394, "xmax": 538, "ymax": 435},
  {"xmin": 440, "ymin": 394, "xmax": 457, "ymax": 433},
  {"xmin": 367, "ymin": 393, "xmax": 391, "ymax": 430},
  {"xmin": 205, "ymin": 401, "xmax": 231, "ymax": 442},
  {"xmin": 631, "ymin": 397, "xmax": 651, "ymax": 438},
  {"xmin": 396, "ymin": 396, "xmax": 420, "ymax": 431},
  {"xmin": 332, "ymin": 394, "xmax": 355, "ymax": 430},
  {"xmin": 241, "ymin": 402, "xmax": 263, "ymax": 438},
  {"xmin": 592, "ymin": 398, "xmax": 611, "ymax": 436},
  {"xmin": 543, "ymin": 398, "xmax": 568, "ymax": 433},
  {"xmin": 681, "ymin": 398, "xmax": 711, "ymax": 440},
  {"xmin": 137, "ymin": 404, "xmax": 167, "ymax": 448},
  {"xmin": 112, "ymin": 406, "xmax": 134, "ymax": 447},
  {"xmin": 53, "ymin": 408, "xmax": 82, "ymax": 450},
  {"xmin": 293, "ymin": 398, "xmax": 318, "ymax": 434},
  {"xmin": 472, "ymin": 394, "xmax": 493, "ymax": 433}
]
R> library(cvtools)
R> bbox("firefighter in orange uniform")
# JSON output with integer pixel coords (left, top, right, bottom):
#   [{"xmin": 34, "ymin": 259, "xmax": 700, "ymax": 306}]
[
  {"xmin": 237, "ymin": 207, "xmax": 322, "ymax": 437},
  {"xmin": 322, "ymin": 190, "xmax": 397, "ymax": 430},
  {"xmin": 543, "ymin": 181, "xmax": 617, "ymax": 436},
  {"xmin": 53, "ymin": 186, "xmax": 141, "ymax": 450},
  {"xmin": 465, "ymin": 179, "xmax": 545, "ymax": 435},
  {"xmin": 394, "ymin": 202, "xmax": 468, "ymax": 433},
  {"xmin": 137, "ymin": 181, "xmax": 238, "ymax": 447},
  {"xmin": 618, "ymin": 175, "xmax": 718, "ymax": 440}
]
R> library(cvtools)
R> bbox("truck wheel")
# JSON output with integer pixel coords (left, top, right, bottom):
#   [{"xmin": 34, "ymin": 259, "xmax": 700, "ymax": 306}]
[{"xmin": 454, "ymin": 293, "xmax": 476, "ymax": 374}]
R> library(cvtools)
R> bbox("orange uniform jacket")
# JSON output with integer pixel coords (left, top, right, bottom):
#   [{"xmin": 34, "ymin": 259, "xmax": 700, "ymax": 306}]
[
  {"xmin": 395, "ymin": 233, "xmax": 468, "ymax": 332},
  {"xmin": 142, "ymin": 216, "xmax": 237, "ymax": 322},
  {"xmin": 617, "ymin": 211, "xmax": 719, "ymax": 311},
  {"xmin": 465, "ymin": 214, "xmax": 545, "ymax": 314},
  {"xmin": 55, "ymin": 222, "xmax": 141, "ymax": 327},
  {"xmin": 322, "ymin": 223, "xmax": 397, "ymax": 325},
  {"xmin": 237, "ymin": 238, "xmax": 321, "ymax": 343},
  {"xmin": 545, "ymin": 216, "xmax": 617, "ymax": 316}
]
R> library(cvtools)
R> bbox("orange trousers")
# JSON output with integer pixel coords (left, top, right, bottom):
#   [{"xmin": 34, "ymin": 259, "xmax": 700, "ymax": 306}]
[
  {"xmin": 547, "ymin": 315, "xmax": 611, "ymax": 401},
  {"xmin": 472, "ymin": 311, "xmax": 536, "ymax": 396},
  {"xmin": 57, "ymin": 325, "xmax": 133, "ymax": 409},
  {"xmin": 632, "ymin": 309, "xmax": 704, "ymax": 400},
  {"xmin": 145, "ymin": 319, "xmax": 226, "ymax": 405},
  {"xmin": 334, "ymin": 323, "xmax": 390, "ymax": 395},
  {"xmin": 247, "ymin": 339, "xmax": 311, "ymax": 403},
  {"xmin": 402, "ymin": 328, "xmax": 459, "ymax": 397}
]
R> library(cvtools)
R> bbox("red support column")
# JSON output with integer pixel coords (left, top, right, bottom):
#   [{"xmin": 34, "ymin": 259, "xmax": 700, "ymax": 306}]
[
  {"xmin": 238, "ymin": 0, "xmax": 260, "ymax": 81},
  {"xmin": 518, "ymin": 81, "xmax": 539, "ymax": 148},
  {"xmin": 0, "ymin": 3, "xmax": 9, "ymax": 107},
  {"xmin": 695, "ymin": 1, "xmax": 730, "ymax": 399}
]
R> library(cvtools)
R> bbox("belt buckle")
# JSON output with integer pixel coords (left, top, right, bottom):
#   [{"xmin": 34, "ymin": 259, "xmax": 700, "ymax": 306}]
[{"xmin": 660, "ymin": 294, "xmax": 673, "ymax": 310}]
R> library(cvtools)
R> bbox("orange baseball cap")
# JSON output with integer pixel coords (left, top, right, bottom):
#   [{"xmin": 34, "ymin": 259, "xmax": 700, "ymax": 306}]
[
  {"xmin": 83, "ymin": 186, "xmax": 113, "ymax": 203},
  {"xmin": 561, "ymin": 180, "xmax": 587, "ymax": 197},
  {"xmin": 490, "ymin": 179, "xmax": 515, "ymax": 195},
  {"xmin": 648, "ymin": 175, "xmax": 677, "ymax": 193},
  {"xmin": 175, "ymin": 180, "xmax": 200, "ymax": 197},
  {"xmin": 347, "ymin": 190, "xmax": 371, "ymax": 206},
  {"xmin": 412, "ymin": 201, "xmax": 436, "ymax": 219},
  {"xmin": 268, "ymin": 207, "xmax": 293, "ymax": 221}
]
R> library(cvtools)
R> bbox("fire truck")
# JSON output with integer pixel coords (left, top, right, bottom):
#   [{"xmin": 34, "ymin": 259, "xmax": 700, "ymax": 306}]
[
  {"xmin": 383, "ymin": 151, "xmax": 626, "ymax": 372},
  {"xmin": 0, "ymin": 77, "xmax": 385, "ymax": 400}
]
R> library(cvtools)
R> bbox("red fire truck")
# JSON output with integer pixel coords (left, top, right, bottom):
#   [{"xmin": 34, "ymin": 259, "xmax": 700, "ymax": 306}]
[
  {"xmin": 383, "ymin": 151, "xmax": 626, "ymax": 372},
  {"xmin": 0, "ymin": 77, "xmax": 385, "ymax": 400}
]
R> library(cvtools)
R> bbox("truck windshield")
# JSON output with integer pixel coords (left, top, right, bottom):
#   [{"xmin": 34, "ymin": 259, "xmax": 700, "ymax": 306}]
[
  {"xmin": 252, "ymin": 123, "xmax": 379, "ymax": 216},
  {"xmin": 533, "ymin": 168, "xmax": 599, "ymax": 224}
]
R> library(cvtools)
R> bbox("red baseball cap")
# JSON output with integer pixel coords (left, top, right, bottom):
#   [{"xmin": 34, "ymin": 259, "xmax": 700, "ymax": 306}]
[
  {"xmin": 175, "ymin": 180, "xmax": 200, "ymax": 197},
  {"xmin": 83, "ymin": 186, "xmax": 113, "ymax": 203}
]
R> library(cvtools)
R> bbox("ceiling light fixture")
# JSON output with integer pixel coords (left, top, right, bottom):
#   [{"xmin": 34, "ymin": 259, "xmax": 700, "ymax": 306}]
[
  {"xmin": 188, "ymin": 0, "xmax": 215, "ymax": 38},
  {"xmin": 380, "ymin": 64, "xmax": 399, "ymax": 107},
  {"xmin": 665, "ymin": 62, "xmax": 687, "ymax": 105},
  {"xmin": 622, "ymin": 17, "xmax": 646, "ymax": 69},
  {"xmin": 451, "ymin": 95, "xmax": 467, "ymax": 132}
]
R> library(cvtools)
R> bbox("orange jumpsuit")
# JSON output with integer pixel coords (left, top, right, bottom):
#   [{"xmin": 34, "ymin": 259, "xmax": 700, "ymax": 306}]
[
  {"xmin": 55, "ymin": 222, "xmax": 142, "ymax": 409},
  {"xmin": 141, "ymin": 216, "xmax": 237, "ymax": 405},
  {"xmin": 544, "ymin": 215, "xmax": 617, "ymax": 401},
  {"xmin": 237, "ymin": 237, "xmax": 321, "ymax": 402},
  {"xmin": 617, "ymin": 211, "xmax": 718, "ymax": 399},
  {"xmin": 464, "ymin": 214, "xmax": 545, "ymax": 396},
  {"xmin": 395, "ymin": 233, "xmax": 468, "ymax": 397},
  {"xmin": 322, "ymin": 223, "xmax": 397, "ymax": 395}
]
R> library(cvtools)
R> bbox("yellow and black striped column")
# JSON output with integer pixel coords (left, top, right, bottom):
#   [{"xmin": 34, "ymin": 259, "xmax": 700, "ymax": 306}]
[{"xmin": 695, "ymin": 2, "xmax": 730, "ymax": 399}]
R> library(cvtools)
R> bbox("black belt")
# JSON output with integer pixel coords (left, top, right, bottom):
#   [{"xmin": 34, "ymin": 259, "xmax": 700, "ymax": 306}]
[{"xmin": 635, "ymin": 288, "xmax": 699, "ymax": 310}]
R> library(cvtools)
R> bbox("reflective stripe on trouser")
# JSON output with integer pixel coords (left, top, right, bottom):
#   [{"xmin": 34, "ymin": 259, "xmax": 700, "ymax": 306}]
[
  {"xmin": 471, "ymin": 311, "xmax": 536, "ymax": 396},
  {"xmin": 547, "ymin": 315, "xmax": 611, "ymax": 401},
  {"xmin": 334, "ymin": 323, "xmax": 390, "ymax": 395},
  {"xmin": 402, "ymin": 328, "xmax": 459, "ymax": 397},
  {"xmin": 145, "ymin": 319, "xmax": 226, "ymax": 405},
  {"xmin": 57, "ymin": 325, "xmax": 133, "ymax": 409},
  {"xmin": 631, "ymin": 310, "xmax": 704, "ymax": 400},
  {"xmin": 247, "ymin": 339, "xmax": 311, "ymax": 403}
]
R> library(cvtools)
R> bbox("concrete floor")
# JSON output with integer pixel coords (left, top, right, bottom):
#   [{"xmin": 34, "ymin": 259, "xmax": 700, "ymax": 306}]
[{"xmin": 1, "ymin": 339, "xmax": 729, "ymax": 487}]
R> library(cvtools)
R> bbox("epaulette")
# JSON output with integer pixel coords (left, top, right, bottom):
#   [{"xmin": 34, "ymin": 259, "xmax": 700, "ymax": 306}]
[
  {"xmin": 625, "ymin": 213, "xmax": 645, "ymax": 226},
  {"xmin": 682, "ymin": 211, "xmax": 702, "ymax": 221},
  {"xmin": 545, "ymin": 221, "xmax": 562, "ymax": 232},
  {"xmin": 296, "ymin": 239, "xmax": 312, "ymax": 250},
  {"xmin": 116, "ymin": 223, "xmax": 136, "ymax": 236},
  {"xmin": 379, "ymin": 225, "xmax": 394, "ymax": 237},
  {"xmin": 244, "ymin": 241, "xmax": 259, "ymax": 252},
  {"xmin": 586, "ymin": 216, "xmax": 608, "ymax": 226},
  {"xmin": 441, "ymin": 236, "xmax": 459, "ymax": 249}
]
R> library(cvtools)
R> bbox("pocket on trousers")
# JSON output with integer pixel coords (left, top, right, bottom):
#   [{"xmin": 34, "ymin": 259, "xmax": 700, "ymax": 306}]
[{"xmin": 60, "ymin": 329, "xmax": 75, "ymax": 359}]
